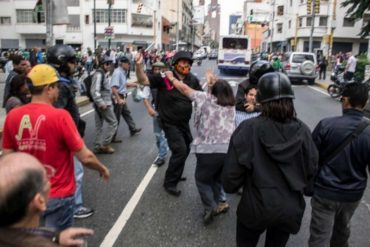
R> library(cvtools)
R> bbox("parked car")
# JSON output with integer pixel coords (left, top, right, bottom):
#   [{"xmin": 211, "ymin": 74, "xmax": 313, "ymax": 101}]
[
  {"xmin": 282, "ymin": 52, "xmax": 318, "ymax": 85},
  {"xmin": 208, "ymin": 49, "xmax": 218, "ymax": 60},
  {"xmin": 193, "ymin": 49, "xmax": 207, "ymax": 60}
]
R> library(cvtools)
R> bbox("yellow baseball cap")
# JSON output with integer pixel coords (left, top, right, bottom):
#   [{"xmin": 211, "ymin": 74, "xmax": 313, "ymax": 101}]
[{"xmin": 27, "ymin": 64, "xmax": 60, "ymax": 87}]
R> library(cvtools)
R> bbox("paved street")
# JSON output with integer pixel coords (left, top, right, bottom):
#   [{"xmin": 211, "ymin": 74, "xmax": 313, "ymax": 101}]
[{"xmin": 65, "ymin": 60, "xmax": 370, "ymax": 247}]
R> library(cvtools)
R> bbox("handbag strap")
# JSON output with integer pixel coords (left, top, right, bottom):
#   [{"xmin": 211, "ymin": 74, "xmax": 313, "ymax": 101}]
[{"xmin": 321, "ymin": 120, "xmax": 369, "ymax": 165}]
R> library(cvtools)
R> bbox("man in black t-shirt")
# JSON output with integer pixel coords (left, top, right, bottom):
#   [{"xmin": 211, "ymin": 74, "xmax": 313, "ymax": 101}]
[{"xmin": 136, "ymin": 51, "xmax": 202, "ymax": 196}]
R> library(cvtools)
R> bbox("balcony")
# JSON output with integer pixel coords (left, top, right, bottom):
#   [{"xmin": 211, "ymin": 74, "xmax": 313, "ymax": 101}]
[{"xmin": 15, "ymin": 23, "xmax": 46, "ymax": 34}]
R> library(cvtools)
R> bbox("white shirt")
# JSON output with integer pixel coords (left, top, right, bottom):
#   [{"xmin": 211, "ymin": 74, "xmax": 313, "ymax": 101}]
[{"xmin": 347, "ymin": 55, "xmax": 357, "ymax": 72}]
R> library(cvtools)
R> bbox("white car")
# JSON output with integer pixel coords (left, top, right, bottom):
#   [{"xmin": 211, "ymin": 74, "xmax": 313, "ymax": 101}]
[{"xmin": 282, "ymin": 52, "xmax": 318, "ymax": 85}]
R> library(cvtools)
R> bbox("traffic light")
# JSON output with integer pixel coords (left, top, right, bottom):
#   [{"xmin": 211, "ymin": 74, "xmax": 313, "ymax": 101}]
[
  {"xmin": 137, "ymin": 3, "xmax": 143, "ymax": 14},
  {"xmin": 314, "ymin": 0, "xmax": 320, "ymax": 14},
  {"xmin": 250, "ymin": 9, "xmax": 253, "ymax": 15},
  {"xmin": 307, "ymin": 0, "xmax": 312, "ymax": 15}
]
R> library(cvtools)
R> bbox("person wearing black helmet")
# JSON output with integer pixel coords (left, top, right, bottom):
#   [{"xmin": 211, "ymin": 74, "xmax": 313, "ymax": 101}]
[
  {"xmin": 135, "ymin": 51, "xmax": 202, "ymax": 197},
  {"xmin": 222, "ymin": 72, "xmax": 318, "ymax": 247},
  {"xmin": 47, "ymin": 44, "xmax": 95, "ymax": 220},
  {"xmin": 235, "ymin": 60, "xmax": 274, "ymax": 113}
]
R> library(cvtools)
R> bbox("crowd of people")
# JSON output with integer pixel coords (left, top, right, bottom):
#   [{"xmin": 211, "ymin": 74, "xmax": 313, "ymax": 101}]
[{"xmin": 0, "ymin": 44, "xmax": 369, "ymax": 247}]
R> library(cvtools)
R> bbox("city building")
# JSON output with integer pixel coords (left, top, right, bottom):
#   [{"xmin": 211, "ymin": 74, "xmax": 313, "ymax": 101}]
[
  {"xmin": 204, "ymin": 0, "xmax": 220, "ymax": 46},
  {"xmin": 259, "ymin": 0, "xmax": 368, "ymax": 58},
  {"xmin": 0, "ymin": 0, "xmax": 195, "ymax": 52}
]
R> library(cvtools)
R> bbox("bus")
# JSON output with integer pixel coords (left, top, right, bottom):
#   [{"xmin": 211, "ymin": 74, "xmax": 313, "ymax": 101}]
[{"xmin": 217, "ymin": 35, "xmax": 251, "ymax": 74}]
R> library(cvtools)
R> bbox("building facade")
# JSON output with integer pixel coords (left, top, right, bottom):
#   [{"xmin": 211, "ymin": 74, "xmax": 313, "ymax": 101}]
[
  {"xmin": 0, "ymin": 0, "xmax": 167, "ymax": 51},
  {"xmin": 259, "ymin": 0, "xmax": 368, "ymax": 57}
]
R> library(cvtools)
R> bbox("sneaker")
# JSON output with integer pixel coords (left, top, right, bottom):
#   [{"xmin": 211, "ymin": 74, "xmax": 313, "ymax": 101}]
[
  {"xmin": 153, "ymin": 157, "xmax": 165, "ymax": 166},
  {"xmin": 214, "ymin": 202, "xmax": 230, "ymax": 216},
  {"xmin": 130, "ymin": 128, "xmax": 142, "ymax": 136},
  {"xmin": 96, "ymin": 145, "xmax": 115, "ymax": 154},
  {"xmin": 74, "ymin": 207, "xmax": 94, "ymax": 219}
]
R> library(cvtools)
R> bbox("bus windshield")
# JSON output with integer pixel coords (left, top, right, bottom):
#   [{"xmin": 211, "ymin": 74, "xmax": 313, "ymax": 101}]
[{"xmin": 222, "ymin": 38, "xmax": 248, "ymax": 49}]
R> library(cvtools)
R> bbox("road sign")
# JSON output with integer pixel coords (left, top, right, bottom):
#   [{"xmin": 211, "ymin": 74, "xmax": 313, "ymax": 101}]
[{"xmin": 105, "ymin": 26, "xmax": 114, "ymax": 40}]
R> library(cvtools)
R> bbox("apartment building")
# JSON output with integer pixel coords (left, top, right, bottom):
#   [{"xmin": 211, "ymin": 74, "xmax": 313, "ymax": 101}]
[
  {"xmin": 261, "ymin": 0, "xmax": 368, "ymax": 56},
  {"xmin": 0, "ymin": 0, "xmax": 164, "ymax": 51}
]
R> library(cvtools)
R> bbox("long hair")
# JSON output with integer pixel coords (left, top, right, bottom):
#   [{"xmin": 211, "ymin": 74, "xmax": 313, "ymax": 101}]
[
  {"xmin": 211, "ymin": 79, "xmax": 236, "ymax": 107},
  {"xmin": 6, "ymin": 75, "xmax": 30, "ymax": 104},
  {"xmin": 261, "ymin": 98, "xmax": 297, "ymax": 122}
]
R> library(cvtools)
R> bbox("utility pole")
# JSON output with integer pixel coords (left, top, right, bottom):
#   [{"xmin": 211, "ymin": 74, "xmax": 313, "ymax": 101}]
[
  {"xmin": 108, "ymin": 0, "xmax": 112, "ymax": 49},
  {"xmin": 45, "ymin": 0, "xmax": 54, "ymax": 47},
  {"xmin": 328, "ymin": 0, "xmax": 336, "ymax": 69},
  {"xmin": 176, "ymin": 0, "xmax": 180, "ymax": 51},
  {"xmin": 94, "ymin": 0, "xmax": 97, "ymax": 51},
  {"xmin": 270, "ymin": 0, "xmax": 275, "ymax": 53},
  {"xmin": 308, "ymin": 0, "xmax": 315, "ymax": 52}
]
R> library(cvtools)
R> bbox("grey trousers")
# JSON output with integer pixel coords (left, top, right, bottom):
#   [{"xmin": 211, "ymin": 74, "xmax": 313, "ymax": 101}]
[
  {"xmin": 113, "ymin": 101, "xmax": 137, "ymax": 138},
  {"xmin": 309, "ymin": 195, "xmax": 360, "ymax": 247},
  {"xmin": 94, "ymin": 105, "xmax": 117, "ymax": 148}
]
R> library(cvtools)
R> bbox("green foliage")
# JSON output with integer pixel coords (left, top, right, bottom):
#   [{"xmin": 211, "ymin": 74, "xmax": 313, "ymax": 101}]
[
  {"xmin": 341, "ymin": 0, "xmax": 370, "ymax": 38},
  {"xmin": 355, "ymin": 54, "xmax": 370, "ymax": 81}
]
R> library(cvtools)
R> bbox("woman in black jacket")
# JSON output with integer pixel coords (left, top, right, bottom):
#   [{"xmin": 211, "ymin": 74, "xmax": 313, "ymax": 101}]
[{"xmin": 222, "ymin": 72, "xmax": 318, "ymax": 247}]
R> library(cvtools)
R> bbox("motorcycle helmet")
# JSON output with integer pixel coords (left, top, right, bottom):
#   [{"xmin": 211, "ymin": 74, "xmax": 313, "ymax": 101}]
[
  {"xmin": 47, "ymin": 45, "xmax": 77, "ymax": 75},
  {"xmin": 171, "ymin": 51, "xmax": 193, "ymax": 66},
  {"xmin": 249, "ymin": 60, "xmax": 275, "ymax": 84},
  {"xmin": 257, "ymin": 72, "xmax": 295, "ymax": 103}
]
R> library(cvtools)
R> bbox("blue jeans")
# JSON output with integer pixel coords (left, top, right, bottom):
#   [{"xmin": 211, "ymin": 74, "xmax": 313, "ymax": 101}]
[
  {"xmin": 43, "ymin": 195, "xmax": 75, "ymax": 231},
  {"xmin": 153, "ymin": 115, "xmax": 168, "ymax": 159},
  {"xmin": 74, "ymin": 157, "xmax": 84, "ymax": 212}
]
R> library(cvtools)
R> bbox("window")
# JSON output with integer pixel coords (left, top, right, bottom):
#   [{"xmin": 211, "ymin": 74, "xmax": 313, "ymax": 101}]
[
  {"xmin": 277, "ymin": 23, "xmax": 283, "ymax": 33},
  {"xmin": 67, "ymin": 15, "xmax": 80, "ymax": 32},
  {"xmin": 343, "ymin": 17, "xmax": 355, "ymax": 27},
  {"xmin": 131, "ymin": 13, "xmax": 153, "ymax": 28},
  {"xmin": 65, "ymin": 0, "xmax": 79, "ymax": 6},
  {"xmin": 288, "ymin": 20, "xmax": 291, "ymax": 29},
  {"xmin": 306, "ymin": 17, "xmax": 312, "ymax": 26},
  {"xmin": 222, "ymin": 38, "xmax": 248, "ymax": 49},
  {"xmin": 94, "ymin": 9, "xmax": 127, "ymax": 23},
  {"xmin": 319, "ymin": 16, "xmax": 328, "ymax": 26},
  {"xmin": 0, "ymin": 16, "xmax": 11, "ymax": 24},
  {"xmin": 16, "ymin": 9, "xmax": 45, "ymax": 23},
  {"xmin": 85, "ymin": 15, "xmax": 89, "ymax": 24},
  {"xmin": 277, "ymin": 6, "xmax": 284, "ymax": 16},
  {"xmin": 299, "ymin": 17, "xmax": 303, "ymax": 27},
  {"xmin": 292, "ymin": 54, "xmax": 315, "ymax": 63}
]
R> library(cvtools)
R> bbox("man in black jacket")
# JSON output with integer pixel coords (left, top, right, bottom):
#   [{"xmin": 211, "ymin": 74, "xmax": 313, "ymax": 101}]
[
  {"xmin": 309, "ymin": 83, "xmax": 370, "ymax": 247},
  {"xmin": 223, "ymin": 72, "xmax": 318, "ymax": 247},
  {"xmin": 136, "ymin": 51, "xmax": 202, "ymax": 196}
]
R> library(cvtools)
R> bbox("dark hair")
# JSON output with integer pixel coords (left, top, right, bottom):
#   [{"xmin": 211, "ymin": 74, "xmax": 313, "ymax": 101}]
[
  {"xmin": 211, "ymin": 79, "xmax": 236, "ymax": 107},
  {"xmin": 6, "ymin": 75, "xmax": 30, "ymax": 104},
  {"xmin": 0, "ymin": 169, "xmax": 44, "ymax": 227},
  {"xmin": 341, "ymin": 83, "xmax": 369, "ymax": 108},
  {"xmin": 261, "ymin": 98, "xmax": 297, "ymax": 123},
  {"xmin": 11, "ymin": 54, "xmax": 25, "ymax": 65},
  {"xmin": 30, "ymin": 82, "xmax": 58, "ymax": 95},
  {"xmin": 243, "ymin": 83, "xmax": 257, "ymax": 95}
]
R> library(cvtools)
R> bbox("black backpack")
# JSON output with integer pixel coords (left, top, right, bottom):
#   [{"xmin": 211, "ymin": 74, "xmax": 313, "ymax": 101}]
[{"xmin": 83, "ymin": 69, "xmax": 104, "ymax": 102}]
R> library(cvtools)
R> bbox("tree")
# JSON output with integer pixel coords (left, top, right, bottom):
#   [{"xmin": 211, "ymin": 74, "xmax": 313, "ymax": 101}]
[{"xmin": 341, "ymin": 0, "xmax": 370, "ymax": 38}]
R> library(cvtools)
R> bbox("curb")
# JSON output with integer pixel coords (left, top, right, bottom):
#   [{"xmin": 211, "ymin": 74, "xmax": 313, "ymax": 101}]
[{"xmin": 314, "ymin": 81, "xmax": 329, "ymax": 91}]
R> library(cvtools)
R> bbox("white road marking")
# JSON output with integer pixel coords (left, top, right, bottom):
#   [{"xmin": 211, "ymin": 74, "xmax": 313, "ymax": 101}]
[
  {"xmin": 308, "ymin": 85, "xmax": 330, "ymax": 96},
  {"xmin": 80, "ymin": 109, "xmax": 95, "ymax": 117},
  {"xmin": 100, "ymin": 164, "xmax": 159, "ymax": 247}
]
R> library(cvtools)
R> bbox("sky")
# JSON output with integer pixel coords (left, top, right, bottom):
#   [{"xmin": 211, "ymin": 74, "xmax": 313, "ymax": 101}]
[{"xmin": 203, "ymin": 0, "xmax": 245, "ymax": 35}]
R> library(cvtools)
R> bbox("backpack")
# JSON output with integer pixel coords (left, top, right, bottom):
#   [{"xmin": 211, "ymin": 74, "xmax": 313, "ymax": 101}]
[{"xmin": 83, "ymin": 69, "xmax": 104, "ymax": 102}]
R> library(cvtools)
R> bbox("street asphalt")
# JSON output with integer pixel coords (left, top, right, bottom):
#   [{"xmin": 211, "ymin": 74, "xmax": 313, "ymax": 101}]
[{"xmin": 1, "ymin": 61, "xmax": 370, "ymax": 246}]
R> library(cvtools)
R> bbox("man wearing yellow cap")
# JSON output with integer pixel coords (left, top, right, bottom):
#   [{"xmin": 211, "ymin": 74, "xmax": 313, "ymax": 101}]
[{"xmin": 2, "ymin": 64, "xmax": 110, "ymax": 231}]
